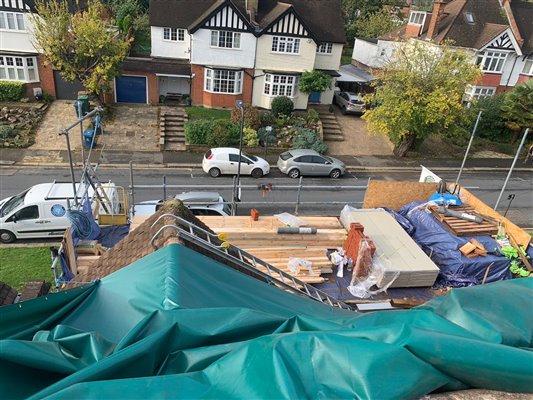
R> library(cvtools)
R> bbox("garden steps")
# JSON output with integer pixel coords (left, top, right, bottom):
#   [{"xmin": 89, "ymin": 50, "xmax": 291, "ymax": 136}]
[
  {"xmin": 311, "ymin": 106, "xmax": 344, "ymax": 142},
  {"xmin": 159, "ymin": 108, "xmax": 187, "ymax": 151}
]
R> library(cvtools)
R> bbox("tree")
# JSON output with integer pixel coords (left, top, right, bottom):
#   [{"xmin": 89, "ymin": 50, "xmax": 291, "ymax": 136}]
[
  {"xmin": 299, "ymin": 71, "xmax": 332, "ymax": 94},
  {"xmin": 353, "ymin": 9, "xmax": 403, "ymax": 39},
  {"xmin": 363, "ymin": 41, "xmax": 482, "ymax": 157},
  {"xmin": 501, "ymin": 80, "xmax": 533, "ymax": 143},
  {"xmin": 31, "ymin": 0, "xmax": 130, "ymax": 103}
]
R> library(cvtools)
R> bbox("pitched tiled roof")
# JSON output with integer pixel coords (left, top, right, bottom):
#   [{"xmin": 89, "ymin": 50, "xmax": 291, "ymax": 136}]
[
  {"xmin": 149, "ymin": 0, "xmax": 219, "ymax": 28},
  {"xmin": 511, "ymin": 0, "xmax": 533, "ymax": 54}
]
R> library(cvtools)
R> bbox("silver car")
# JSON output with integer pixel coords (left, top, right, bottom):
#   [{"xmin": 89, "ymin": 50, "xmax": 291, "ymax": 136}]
[
  {"xmin": 333, "ymin": 91, "xmax": 366, "ymax": 115},
  {"xmin": 134, "ymin": 191, "xmax": 232, "ymax": 216},
  {"xmin": 277, "ymin": 149, "xmax": 346, "ymax": 179}
]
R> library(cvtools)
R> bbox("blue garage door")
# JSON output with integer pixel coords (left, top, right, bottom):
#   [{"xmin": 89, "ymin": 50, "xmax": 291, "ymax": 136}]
[{"xmin": 115, "ymin": 76, "xmax": 147, "ymax": 103}]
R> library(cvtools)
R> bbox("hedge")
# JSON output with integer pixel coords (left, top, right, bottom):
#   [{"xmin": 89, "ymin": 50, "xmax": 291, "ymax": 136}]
[
  {"xmin": 184, "ymin": 119, "xmax": 215, "ymax": 144},
  {"xmin": 0, "ymin": 81, "xmax": 25, "ymax": 102}
]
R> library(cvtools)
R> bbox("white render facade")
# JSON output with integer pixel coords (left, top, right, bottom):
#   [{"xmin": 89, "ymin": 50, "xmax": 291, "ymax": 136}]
[{"xmin": 150, "ymin": 26, "xmax": 191, "ymax": 60}]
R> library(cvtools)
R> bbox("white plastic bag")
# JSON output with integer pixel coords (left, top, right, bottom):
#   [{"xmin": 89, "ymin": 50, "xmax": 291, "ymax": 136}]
[
  {"xmin": 274, "ymin": 212, "xmax": 306, "ymax": 227},
  {"xmin": 347, "ymin": 250, "xmax": 400, "ymax": 299},
  {"xmin": 287, "ymin": 258, "xmax": 313, "ymax": 275}
]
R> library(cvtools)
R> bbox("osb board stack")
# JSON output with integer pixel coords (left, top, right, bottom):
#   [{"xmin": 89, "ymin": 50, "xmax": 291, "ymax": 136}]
[
  {"xmin": 363, "ymin": 181, "xmax": 437, "ymax": 210},
  {"xmin": 198, "ymin": 216, "xmax": 347, "ymax": 284}
]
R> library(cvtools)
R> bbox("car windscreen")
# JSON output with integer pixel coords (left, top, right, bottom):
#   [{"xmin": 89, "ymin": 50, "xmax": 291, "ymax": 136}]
[
  {"xmin": 279, "ymin": 152, "xmax": 292, "ymax": 161},
  {"xmin": 243, "ymin": 152, "xmax": 258, "ymax": 162},
  {"xmin": 0, "ymin": 189, "xmax": 29, "ymax": 217},
  {"xmin": 324, "ymin": 156, "xmax": 334, "ymax": 163}
]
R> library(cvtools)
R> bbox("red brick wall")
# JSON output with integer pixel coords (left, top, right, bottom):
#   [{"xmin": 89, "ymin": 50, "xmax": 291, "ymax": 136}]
[
  {"xmin": 516, "ymin": 74, "xmax": 531, "ymax": 85},
  {"xmin": 24, "ymin": 55, "xmax": 55, "ymax": 98},
  {"xmin": 191, "ymin": 64, "xmax": 253, "ymax": 108},
  {"xmin": 477, "ymin": 73, "xmax": 502, "ymax": 87}
]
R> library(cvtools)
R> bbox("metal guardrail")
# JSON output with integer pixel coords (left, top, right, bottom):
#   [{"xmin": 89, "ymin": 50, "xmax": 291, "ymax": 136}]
[{"xmin": 150, "ymin": 214, "xmax": 354, "ymax": 311}]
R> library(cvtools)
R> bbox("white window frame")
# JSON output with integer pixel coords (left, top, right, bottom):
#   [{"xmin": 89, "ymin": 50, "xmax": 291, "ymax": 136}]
[
  {"xmin": 408, "ymin": 11, "xmax": 426, "ymax": 26},
  {"xmin": 163, "ymin": 27, "xmax": 185, "ymax": 42},
  {"xmin": 204, "ymin": 68, "xmax": 243, "ymax": 94},
  {"xmin": 0, "ymin": 11, "xmax": 25, "ymax": 31},
  {"xmin": 476, "ymin": 51, "xmax": 508, "ymax": 73},
  {"xmin": 522, "ymin": 57, "xmax": 533, "ymax": 76},
  {"xmin": 0, "ymin": 56, "xmax": 39, "ymax": 82},
  {"xmin": 317, "ymin": 43, "xmax": 333, "ymax": 54},
  {"xmin": 210, "ymin": 30, "xmax": 241, "ymax": 49},
  {"xmin": 271, "ymin": 36, "xmax": 300, "ymax": 54},
  {"xmin": 263, "ymin": 74, "xmax": 297, "ymax": 98},
  {"xmin": 465, "ymin": 85, "xmax": 496, "ymax": 101}
]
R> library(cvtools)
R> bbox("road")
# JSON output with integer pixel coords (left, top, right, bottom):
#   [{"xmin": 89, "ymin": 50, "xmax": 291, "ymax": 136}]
[{"xmin": 0, "ymin": 166, "xmax": 531, "ymax": 228}]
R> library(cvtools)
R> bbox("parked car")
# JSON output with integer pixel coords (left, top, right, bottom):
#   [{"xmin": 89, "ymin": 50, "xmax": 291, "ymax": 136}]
[
  {"xmin": 202, "ymin": 147, "xmax": 270, "ymax": 178},
  {"xmin": 333, "ymin": 91, "xmax": 366, "ymax": 115},
  {"xmin": 134, "ymin": 191, "xmax": 232, "ymax": 217},
  {"xmin": 277, "ymin": 149, "xmax": 346, "ymax": 179}
]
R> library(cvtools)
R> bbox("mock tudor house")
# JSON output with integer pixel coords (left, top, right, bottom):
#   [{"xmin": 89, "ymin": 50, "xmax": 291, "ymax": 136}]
[
  {"xmin": 135, "ymin": 0, "xmax": 345, "ymax": 109},
  {"xmin": 0, "ymin": 0, "xmax": 87, "ymax": 99},
  {"xmin": 352, "ymin": 0, "xmax": 533, "ymax": 101}
]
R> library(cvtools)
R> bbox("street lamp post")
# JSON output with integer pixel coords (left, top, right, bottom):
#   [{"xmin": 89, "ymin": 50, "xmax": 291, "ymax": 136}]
[
  {"xmin": 234, "ymin": 100, "xmax": 245, "ymax": 214},
  {"xmin": 264, "ymin": 125, "xmax": 272, "ymax": 158}
]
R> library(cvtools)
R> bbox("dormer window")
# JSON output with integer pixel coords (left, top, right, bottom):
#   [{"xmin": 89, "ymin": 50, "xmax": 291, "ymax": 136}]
[
  {"xmin": 0, "ymin": 11, "xmax": 25, "ymax": 31},
  {"xmin": 210, "ymin": 30, "xmax": 241, "ymax": 49},
  {"xmin": 408, "ymin": 11, "xmax": 426, "ymax": 25},
  {"xmin": 163, "ymin": 28, "xmax": 185, "ymax": 42},
  {"xmin": 464, "ymin": 12, "xmax": 474, "ymax": 24}
]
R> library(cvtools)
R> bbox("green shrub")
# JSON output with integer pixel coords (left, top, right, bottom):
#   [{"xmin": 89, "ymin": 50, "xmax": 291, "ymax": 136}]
[
  {"xmin": 469, "ymin": 94, "xmax": 511, "ymax": 142},
  {"xmin": 184, "ymin": 119, "xmax": 214, "ymax": 144},
  {"xmin": 271, "ymin": 96, "xmax": 294, "ymax": 117},
  {"xmin": 306, "ymin": 108, "xmax": 319, "ymax": 124},
  {"xmin": 231, "ymin": 104, "xmax": 261, "ymax": 130},
  {"xmin": 243, "ymin": 127, "xmax": 259, "ymax": 146},
  {"xmin": 0, "ymin": 81, "xmax": 25, "ymax": 102},
  {"xmin": 292, "ymin": 127, "xmax": 328, "ymax": 154},
  {"xmin": 0, "ymin": 125, "xmax": 14, "ymax": 139},
  {"xmin": 43, "ymin": 93, "xmax": 55, "ymax": 103},
  {"xmin": 257, "ymin": 127, "xmax": 277, "ymax": 146},
  {"xmin": 260, "ymin": 111, "xmax": 275, "ymax": 127},
  {"xmin": 206, "ymin": 120, "xmax": 240, "ymax": 147}
]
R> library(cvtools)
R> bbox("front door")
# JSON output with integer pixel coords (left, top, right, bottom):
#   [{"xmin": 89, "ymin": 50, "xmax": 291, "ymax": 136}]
[{"xmin": 309, "ymin": 91, "xmax": 321, "ymax": 104}]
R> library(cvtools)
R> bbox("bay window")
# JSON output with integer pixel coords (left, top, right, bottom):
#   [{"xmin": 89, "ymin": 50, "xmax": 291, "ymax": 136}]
[
  {"xmin": 476, "ymin": 51, "xmax": 507, "ymax": 73},
  {"xmin": 264, "ymin": 74, "xmax": 296, "ymax": 97},
  {"xmin": 465, "ymin": 86, "xmax": 496, "ymax": 101},
  {"xmin": 522, "ymin": 57, "xmax": 533, "ymax": 76},
  {"xmin": 0, "ymin": 56, "xmax": 38, "ymax": 82},
  {"xmin": 210, "ymin": 30, "xmax": 241, "ymax": 49},
  {"xmin": 272, "ymin": 36, "xmax": 300, "ymax": 54},
  {"xmin": 204, "ymin": 68, "xmax": 243, "ymax": 94}
]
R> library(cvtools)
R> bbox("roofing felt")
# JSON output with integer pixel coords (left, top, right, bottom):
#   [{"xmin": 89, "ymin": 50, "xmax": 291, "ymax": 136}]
[
  {"xmin": 122, "ymin": 57, "xmax": 191, "ymax": 76},
  {"xmin": 511, "ymin": 0, "xmax": 533, "ymax": 54}
]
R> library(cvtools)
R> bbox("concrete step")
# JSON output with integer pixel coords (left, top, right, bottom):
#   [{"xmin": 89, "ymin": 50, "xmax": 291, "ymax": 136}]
[
  {"xmin": 165, "ymin": 143, "xmax": 187, "ymax": 151},
  {"xmin": 323, "ymin": 128, "xmax": 343, "ymax": 135},
  {"xmin": 323, "ymin": 135, "xmax": 344, "ymax": 142},
  {"xmin": 165, "ymin": 137, "xmax": 186, "ymax": 143},
  {"xmin": 161, "ymin": 116, "xmax": 187, "ymax": 121},
  {"xmin": 322, "ymin": 123, "xmax": 341, "ymax": 129}
]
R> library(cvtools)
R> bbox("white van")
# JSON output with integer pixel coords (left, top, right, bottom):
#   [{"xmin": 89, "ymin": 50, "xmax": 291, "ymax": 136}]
[{"xmin": 0, "ymin": 181, "xmax": 118, "ymax": 243}]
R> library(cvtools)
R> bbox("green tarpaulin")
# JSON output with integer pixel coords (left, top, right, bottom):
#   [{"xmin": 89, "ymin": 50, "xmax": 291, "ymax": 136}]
[{"xmin": 1, "ymin": 244, "xmax": 532, "ymax": 399}]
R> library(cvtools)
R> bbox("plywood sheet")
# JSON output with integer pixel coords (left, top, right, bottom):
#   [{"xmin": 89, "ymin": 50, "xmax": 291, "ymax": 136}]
[{"xmin": 363, "ymin": 181, "xmax": 437, "ymax": 210}]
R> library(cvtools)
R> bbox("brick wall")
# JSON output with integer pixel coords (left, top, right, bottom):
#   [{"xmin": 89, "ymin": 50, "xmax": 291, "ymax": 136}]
[
  {"xmin": 191, "ymin": 64, "xmax": 253, "ymax": 108},
  {"xmin": 516, "ymin": 74, "xmax": 531, "ymax": 85},
  {"xmin": 478, "ymin": 73, "xmax": 502, "ymax": 87}
]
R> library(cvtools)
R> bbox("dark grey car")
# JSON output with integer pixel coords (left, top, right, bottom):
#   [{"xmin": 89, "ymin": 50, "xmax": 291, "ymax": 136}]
[{"xmin": 277, "ymin": 149, "xmax": 346, "ymax": 178}]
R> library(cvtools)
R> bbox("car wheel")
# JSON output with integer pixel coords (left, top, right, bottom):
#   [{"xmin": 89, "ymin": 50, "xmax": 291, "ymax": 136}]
[
  {"xmin": 0, "ymin": 230, "xmax": 16, "ymax": 244},
  {"xmin": 209, "ymin": 167, "xmax": 221, "ymax": 178},
  {"xmin": 341, "ymin": 106, "xmax": 347, "ymax": 115},
  {"xmin": 288, "ymin": 168, "xmax": 300, "ymax": 179},
  {"xmin": 329, "ymin": 169, "xmax": 341, "ymax": 179},
  {"xmin": 251, "ymin": 168, "xmax": 263, "ymax": 179}
]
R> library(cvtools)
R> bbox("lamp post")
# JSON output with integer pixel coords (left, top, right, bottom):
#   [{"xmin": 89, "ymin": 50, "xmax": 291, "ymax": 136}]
[
  {"xmin": 264, "ymin": 125, "xmax": 272, "ymax": 158},
  {"xmin": 234, "ymin": 100, "xmax": 245, "ymax": 214}
]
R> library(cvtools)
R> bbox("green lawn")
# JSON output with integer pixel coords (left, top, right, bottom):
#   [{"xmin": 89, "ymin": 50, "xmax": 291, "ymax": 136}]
[
  {"xmin": 0, "ymin": 247, "xmax": 54, "ymax": 291},
  {"xmin": 186, "ymin": 106, "xmax": 231, "ymax": 121}
]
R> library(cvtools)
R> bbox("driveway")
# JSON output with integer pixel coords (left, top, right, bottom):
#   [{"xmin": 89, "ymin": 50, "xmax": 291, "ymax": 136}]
[
  {"xmin": 31, "ymin": 101, "xmax": 160, "ymax": 152},
  {"xmin": 327, "ymin": 105, "xmax": 394, "ymax": 156}
]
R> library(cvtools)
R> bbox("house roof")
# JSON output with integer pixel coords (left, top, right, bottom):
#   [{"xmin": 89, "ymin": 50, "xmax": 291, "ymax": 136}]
[
  {"xmin": 123, "ymin": 57, "xmax": 191, "ymax": 76},
  {"xmin": 149, "ymin": 0, "xmax": 345, "ymax": 43},
  {"xmin": 511, "ymin": 0, "xmax": 533, "ymax": 54}
]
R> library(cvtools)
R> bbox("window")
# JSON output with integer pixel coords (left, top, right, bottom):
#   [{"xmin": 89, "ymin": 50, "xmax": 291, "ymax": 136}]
[
  {"xmin": 522, "ymin": 57, "xmax": 533, "ymax": 76},
  {"xmin": 0, "ymin": 56, "xmax": 38, "ymax": 82},
  {"xmin": 408, "ymin": 11, "xmax": 426, "ymax": 25},
  {"xmin": 317, "ymin": 43, "xmax": 333, "ymax": 54},
  {"xmin": 312, "ymin": 156, "xmax": 328, "ymax": 164},
  {"xmin": 272, "ymin": 36, "xmax": 300, "ymax": 54},
  {"xmin": 0, "ymin": 12, "xmax": 25, "ymax": 30},
  {"xmin": 210, "ymin": 30, "xmax": 241, "ymax": 49},
  {"xmin": 10, "ymin": 205, "xmax": 39, "ymax": 221},
  {"xmin": 476, "ymin": 51, "xmax": 507, "ymax": 73},
  {"xmin": 465, "ymin": 86, "xmax": 496, "ymax": 101},
  {"xmin": 204, "ymin": 68, "xmax": 243, "ymax": 94},
  {"xmin": 294, "ymin": 155, "xmax": 313, "ymax": 163},
  {"xmin": 163, "ymin": 27, "xmax": 185, "ymax": 42},
  {"xmin": 464, "ymin": 12, "xmax": 474, "ymax": 24},
  {"xmin": 264, "ymin": 74, "xmax": 297, "ymax": 97}
]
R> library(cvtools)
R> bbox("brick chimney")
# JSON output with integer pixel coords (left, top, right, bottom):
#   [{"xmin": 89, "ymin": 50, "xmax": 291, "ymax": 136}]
[
  {"xmin": 427, "ymin": 0, "xmax": 446, "ymax": 40},
  {"xmin": 245, "ymin": 0, "xmax": 258, "ymax": 23}
]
